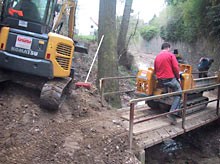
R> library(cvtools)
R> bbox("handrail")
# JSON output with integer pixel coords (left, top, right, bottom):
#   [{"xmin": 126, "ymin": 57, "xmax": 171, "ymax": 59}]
[
  {"xmin": 129, "ymin": 83, "xmax": 220, "ymax": 151},
  {"xmin": 100, "ymin": 76, "xmax": 136, "ymax": 106},
  {"xmin": 130, "ymin": 83, "xmax": 220, "ymax": 104}
]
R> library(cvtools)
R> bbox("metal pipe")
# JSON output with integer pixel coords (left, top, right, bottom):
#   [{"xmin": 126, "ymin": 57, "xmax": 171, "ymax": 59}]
[
  {"xmin": 194, "ymin": 76, "xmax": 218, "ymax": 80},
  {"xmin": 130, "ymin": 84, "xmax": 220, "ymax": 104},
  {"xmin": 100, "ymin": 76, "xmax": 136, "ymax": 81},
  {"xmin": 100, "ymin": 76, "xmax": 136, "ymax": 106},
  {"xmin": 100, "ymin": 79, "xmax": 104, "ymax": 106},
  {"xmin": 134, "ymin": 108, "xmax": 183, "ymax": 124},
  {"xmin": 133, "ymin": 99, "xmax": 217, "ymax": 125},
  {"xmin": 129, "ymin": 103, "xmax": 135, "ymax": 151},
  {"xmin": 182, "ymin": 93, "xmax": 187, "ymax": 130},
  {"xmin": 217, "ymin": 86, "xmax": 220, "ymax": 116},
  {"xmin": 103, "ymin": 89, "xmax": 135, "ymax": 96},
  {"xmin": 192, "ymin": 71, "xmax": 208, "ymax": 74}
]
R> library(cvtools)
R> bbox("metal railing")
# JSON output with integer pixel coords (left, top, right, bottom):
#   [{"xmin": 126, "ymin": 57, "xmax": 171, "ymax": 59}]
[
  {"xmin": 99, "ymin": 76, "xmax": 136, "ymax": 106},
  {"xmin": 128, "ymin": 83, "xmax": 220, "ymax": 151}
]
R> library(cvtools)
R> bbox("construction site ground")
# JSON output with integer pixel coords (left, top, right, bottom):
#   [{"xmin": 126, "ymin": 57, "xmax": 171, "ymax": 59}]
[{"xmin": 0, "ymin": 42, "xmax": 220, "ymax": 164}]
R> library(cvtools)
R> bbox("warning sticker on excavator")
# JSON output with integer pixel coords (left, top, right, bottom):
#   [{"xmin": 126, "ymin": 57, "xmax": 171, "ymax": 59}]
[{"xmin": 15, "ymin": 35, "xmax": 32, "ymax": 50}]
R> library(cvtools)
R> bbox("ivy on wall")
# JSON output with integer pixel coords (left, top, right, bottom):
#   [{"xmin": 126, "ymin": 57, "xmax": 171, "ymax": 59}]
[{"xmin": 160, "ymin": 0, "xmax": 220, "ymax": 42}]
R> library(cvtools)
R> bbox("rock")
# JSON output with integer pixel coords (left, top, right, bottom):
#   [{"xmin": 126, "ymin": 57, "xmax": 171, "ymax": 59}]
[{"xmin": 87, "ymin": 144, "xmax": 91, "ymax": 149}]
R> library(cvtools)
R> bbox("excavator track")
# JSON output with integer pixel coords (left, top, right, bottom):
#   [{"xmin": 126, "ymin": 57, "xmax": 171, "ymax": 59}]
[{"xmin": 40, "ymin": 77, "xmax": 72, "ymax": 110}]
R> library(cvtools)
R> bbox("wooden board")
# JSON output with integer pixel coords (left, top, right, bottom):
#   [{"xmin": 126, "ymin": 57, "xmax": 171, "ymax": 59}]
[
  {"xmin": 132, "ymin": 107, "xmax": 217, "ymax": 135},
  {"xmin": 124, "ymin": 100, "xmax": 220, "ymax": 150}
]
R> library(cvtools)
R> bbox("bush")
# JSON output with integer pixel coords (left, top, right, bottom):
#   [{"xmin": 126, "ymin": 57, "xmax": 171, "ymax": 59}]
[
  {"xmin": 139, "ymin": 26, "xmax": 159, "ymax": 41},
  {"xmin": 160, "ymin": 0, "xmax": 220, "ymax": 42}
]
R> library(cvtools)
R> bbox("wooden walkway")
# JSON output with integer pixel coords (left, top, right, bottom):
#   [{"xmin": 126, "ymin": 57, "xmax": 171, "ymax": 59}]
[{"xmin": 120, "ymin": 101, "xmax": 219, "ymax": 150}]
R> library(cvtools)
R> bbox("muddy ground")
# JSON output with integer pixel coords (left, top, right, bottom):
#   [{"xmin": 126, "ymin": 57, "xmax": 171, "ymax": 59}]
[{"xmin": 0, "ymin": 42, "xmax": 141, "ymax": 164}]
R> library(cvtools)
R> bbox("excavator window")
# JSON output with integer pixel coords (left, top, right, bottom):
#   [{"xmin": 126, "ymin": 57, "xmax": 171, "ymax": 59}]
[{"xmin": 4, "ymin": 0, "xmax": 49, "ymax": 23}]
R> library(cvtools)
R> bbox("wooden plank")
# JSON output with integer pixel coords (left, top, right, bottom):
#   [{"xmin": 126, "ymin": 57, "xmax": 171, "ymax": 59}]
[
  {"xmin": 185, "ymin": 117, "xmax": 201, "ymax": 132},
  {"xmin": 172, "ymin": 124, "xmax": 184, "ymax": 135},
  {"xmin": 138, "ymin": 133, "xmax": 154, "ymax": 149},
  {"xmin": 141, "ymin": 131, "xmax": 163, "ymax": 149},
  {"xmin": 155, "ymin": 128, "xmax": 170, "ymax": 141},
  {"xmin": 164, "ymin": 126, "xmax": 178, "ymax": 138},
  {"xmin": 149, "ymin": 130, "xmax": 163, "ymax": 145},
  {"xmin": 133, "ymin": 117, "xmax": 170, "ymax": 135},
  {"xmin": 133, "ymin": 107, "xmax": 216, "ymax": 135},
  {"xmin": 135, "ymin": 130, "xmax": 162, "ymax": 143},
  {"xmin": 121, "ymin": 106, "xmax": 151, "ymax": 120},
  {"xmin": 130, "ymin": 101, "xmax": 220, "ymax": 150}
]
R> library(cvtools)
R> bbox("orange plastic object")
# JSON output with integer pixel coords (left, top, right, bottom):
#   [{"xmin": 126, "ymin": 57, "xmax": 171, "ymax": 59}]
[
  {"xmin": 8, "ymin": 8, "xmax": 23, "ymax": 17},
  {"xmin": 136, "ymin": 68, "xmax": 156, "ymax": 95}
]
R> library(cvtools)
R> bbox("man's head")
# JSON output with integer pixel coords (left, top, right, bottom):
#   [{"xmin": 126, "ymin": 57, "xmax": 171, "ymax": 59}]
[
  {"xmin": 173, "ymin": 49, "xmax": 178, "ymax": 54},
  {"xmin": 161, "ymin": 42, "xmax": 171, "ymax": 51},
  {"xmin": 209, "ymin": 58, "xmax": 214, "ymax": 63}
]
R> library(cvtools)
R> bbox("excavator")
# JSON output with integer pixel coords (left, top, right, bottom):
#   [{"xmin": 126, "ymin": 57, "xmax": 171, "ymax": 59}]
[
  {"xmin": 136, "ymin": 63, "xmax": 220, "ymax": 116},
  {"xmin": 0, "ymin": 0, "xmax": 85, "ymax": 110}
]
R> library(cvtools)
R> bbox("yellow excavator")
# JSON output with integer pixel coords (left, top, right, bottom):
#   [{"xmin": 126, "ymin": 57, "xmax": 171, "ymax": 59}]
[
  {"xmin": 0, "ymin": 0, "xmax": 85, "ymax": 109},
  {"xmin": 136, "ymin": 63, "xmax": 220, "ymax": 115}
]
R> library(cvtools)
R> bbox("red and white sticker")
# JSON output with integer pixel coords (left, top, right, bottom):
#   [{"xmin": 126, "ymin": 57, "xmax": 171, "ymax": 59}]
[
  {"xmin": 140, "ymin": 71, "xmax": 148, "ymax": 77},
  {"xmin": 15, "ymin": 35, "xmax": 32, "ymax": 50}
]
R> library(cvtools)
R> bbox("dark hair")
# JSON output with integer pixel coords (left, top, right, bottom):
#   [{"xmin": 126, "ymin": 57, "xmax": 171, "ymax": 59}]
[
  {"xmin": 173, "ymin": 49, "xmax": 178, "ymax": 54},
  {"xmin": 210, "ymin": 58, "xmax": 214, "ymax": 63},
  {"xmin": 161, "ymin": 42, "xmax": 171, "ymax": 50}
]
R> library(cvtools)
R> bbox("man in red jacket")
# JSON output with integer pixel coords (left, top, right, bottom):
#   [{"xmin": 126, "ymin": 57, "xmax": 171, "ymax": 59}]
[{"xmin": 154, "ymin": 43, "xmax": 182, "ymax": 125}]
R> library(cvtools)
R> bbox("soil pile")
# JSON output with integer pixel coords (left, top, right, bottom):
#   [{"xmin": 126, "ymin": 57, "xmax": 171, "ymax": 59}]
[{"xmin": 0, "ymin": 41, "xmax": 140, "ymax": 164}]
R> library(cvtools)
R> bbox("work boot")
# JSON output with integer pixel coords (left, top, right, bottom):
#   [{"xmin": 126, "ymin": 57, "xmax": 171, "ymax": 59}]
[{"xmin": 167, "ymin": 114, "xmax": 177, "ymax": 125}]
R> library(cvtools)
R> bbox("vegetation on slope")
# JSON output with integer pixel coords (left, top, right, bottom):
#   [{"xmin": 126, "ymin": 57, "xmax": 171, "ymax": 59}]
[{"xmin": 140, "ymin": 0, "xmax": 220, "ymax": 43}]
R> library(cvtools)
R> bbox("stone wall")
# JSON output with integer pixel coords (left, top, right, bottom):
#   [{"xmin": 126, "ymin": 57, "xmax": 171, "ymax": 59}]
[{"xmin": 138, "ymin": 36, "xmax": 220, "ymax": 74}]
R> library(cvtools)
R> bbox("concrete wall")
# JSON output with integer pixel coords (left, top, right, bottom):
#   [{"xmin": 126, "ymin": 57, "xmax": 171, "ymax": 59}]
[{"xmin": 136, "ymin": 36, "xmax": 220, "ymax": 74}]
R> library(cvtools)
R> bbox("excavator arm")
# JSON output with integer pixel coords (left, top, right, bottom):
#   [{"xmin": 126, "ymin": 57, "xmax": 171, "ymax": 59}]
[{"xmin": 53, "ymin": 0, "xmax": 77, "ymax": 39}]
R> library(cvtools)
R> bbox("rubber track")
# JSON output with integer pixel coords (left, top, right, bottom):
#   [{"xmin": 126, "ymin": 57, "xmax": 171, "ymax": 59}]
[
  {"xmin": 147, "ymin": 94, "xmax": 209, "ymax": 116},
  {"xmin": 40, "ymin": 77, "xmax": 72, "ymax": 110}
]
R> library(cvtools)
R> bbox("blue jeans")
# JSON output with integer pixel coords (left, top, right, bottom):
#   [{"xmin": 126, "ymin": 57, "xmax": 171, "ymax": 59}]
[{"xmin": 162, "ymin": 78, "xmax": 182, "ymax": 112}]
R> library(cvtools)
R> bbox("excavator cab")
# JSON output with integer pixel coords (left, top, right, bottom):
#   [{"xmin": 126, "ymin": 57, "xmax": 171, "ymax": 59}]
[
  {"xmin": 0, "ymin": 0, "xmax": 77, "ymax": 110},
  {"xmin": 1, "ymin": 0, "xmax": 57, "ymax": 34}
]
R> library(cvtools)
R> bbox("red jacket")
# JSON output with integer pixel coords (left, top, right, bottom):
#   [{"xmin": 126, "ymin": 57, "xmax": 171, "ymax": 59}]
[{"xmin": 154, "ymin": 51, "xmax": 180, "ymax": 79}]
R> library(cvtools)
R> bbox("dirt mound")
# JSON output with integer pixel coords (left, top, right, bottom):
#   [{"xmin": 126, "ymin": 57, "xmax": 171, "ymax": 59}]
[
  {"xmin": 66, "ymin": 84, "xmax": 106, "ymax": 117},
  {"xmin": 0, "ymin": 81, "xmax": 139, "ymax": 164}
]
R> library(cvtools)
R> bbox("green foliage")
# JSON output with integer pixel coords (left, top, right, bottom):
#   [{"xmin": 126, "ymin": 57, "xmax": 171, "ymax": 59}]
[
  {"xmin": 159, "ymin": 0, "xmax": 220, "ymax": 42},
  {"xmin": 206, "ymin": 2, "xmax": 220, "ymax": 40},
  {"xmin": 140, "ymin": 26, "xmax": 159, "ymax": 41},
  {"xmin": 165, "ymin": 0, "xmax": 187, "ymax": 5},
  {"xmin": 182, "ymin": 0, "xmax": 207, "ymax": 41},
  {"xmin": 75, "ymin": 35, "xmax": 97, "ymax": 41},
  {"xmin": 160, "ymin": 5, "xmax": 185, "ymax": 42}
]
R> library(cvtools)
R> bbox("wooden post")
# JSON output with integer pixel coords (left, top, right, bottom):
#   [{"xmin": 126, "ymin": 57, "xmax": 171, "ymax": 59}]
[
  {"xmin": 182, "ymin": 93, "xmax": 187, "ymax": 131},
  {"xmin": 129, "ymin": 103, "xmax": 135, "ymax": 151}
]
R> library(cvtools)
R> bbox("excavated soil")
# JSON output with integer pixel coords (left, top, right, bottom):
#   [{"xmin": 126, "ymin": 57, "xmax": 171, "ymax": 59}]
[
  {"xmin": 0, "ymin": 82, "xmax": 141, "ymax": 164},
  {"xmin": 0, "ymin": 42, "xmax": 141, "ymax": 164}
]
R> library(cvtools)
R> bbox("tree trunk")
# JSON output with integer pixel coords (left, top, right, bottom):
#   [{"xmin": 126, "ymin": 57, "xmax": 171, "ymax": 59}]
[
  {"xmin": 117, "ymin": 0, "xmax": 133, "ymax": 63},
  {"xmin": 97, "ymin": 0, "xmax": 121, "ymax": 108}
]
